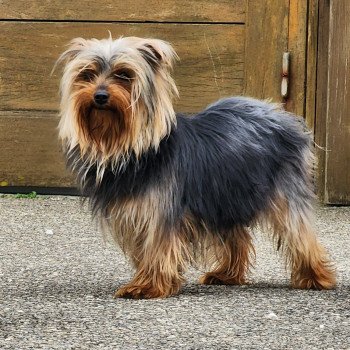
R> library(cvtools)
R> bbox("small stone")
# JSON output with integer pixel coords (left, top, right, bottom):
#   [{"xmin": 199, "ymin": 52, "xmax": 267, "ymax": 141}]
[{"xmin": 265, "ymin": 311, "xmax": 278, "ymax": 320}]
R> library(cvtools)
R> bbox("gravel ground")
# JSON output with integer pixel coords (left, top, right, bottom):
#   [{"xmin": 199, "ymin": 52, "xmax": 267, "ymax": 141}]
[{"xmin": 0, "ymin": 196, "xmax": 349, "ymax": 350}]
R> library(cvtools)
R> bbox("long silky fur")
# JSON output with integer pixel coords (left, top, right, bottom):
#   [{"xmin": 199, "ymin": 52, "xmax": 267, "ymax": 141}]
[{"xmin": 58, "ymin": 36, "xmax": 336, "ymax": 298}]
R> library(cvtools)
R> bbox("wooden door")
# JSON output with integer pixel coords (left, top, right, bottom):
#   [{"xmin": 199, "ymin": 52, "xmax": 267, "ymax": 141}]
[
  {"xmin": 0, "ymin": 1, "xmax": 309, "ymax": 189},
  {"xmin": 316, "ymin": 0, "xmax": 350, "ymax": 204}
]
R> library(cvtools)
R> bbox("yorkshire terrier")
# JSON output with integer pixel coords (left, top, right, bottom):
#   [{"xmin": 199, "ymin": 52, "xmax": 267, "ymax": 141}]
[{"xmin": 57, "ymin": 36, "xmax": 336, "ymax": 299}]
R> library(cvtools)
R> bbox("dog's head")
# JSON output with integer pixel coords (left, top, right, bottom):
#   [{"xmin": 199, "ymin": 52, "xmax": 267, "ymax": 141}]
[{"xmin": 57, "ymin": 36, "xmax": 178, "ymax": 169}]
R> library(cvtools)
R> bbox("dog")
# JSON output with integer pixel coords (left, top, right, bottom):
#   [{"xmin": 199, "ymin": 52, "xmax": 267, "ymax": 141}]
[{"xmin": 57, "ymin": 36, "xmax": 336, "ymax": 298}]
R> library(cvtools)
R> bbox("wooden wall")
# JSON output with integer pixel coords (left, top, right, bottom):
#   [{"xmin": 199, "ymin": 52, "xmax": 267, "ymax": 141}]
[
  {"xmin": 1, "ymin": 1, "xmax": 349, "ymax": 204},
  {"xmin": 0, "ymin": 1, "xmax": 246, "ymax": 187}
]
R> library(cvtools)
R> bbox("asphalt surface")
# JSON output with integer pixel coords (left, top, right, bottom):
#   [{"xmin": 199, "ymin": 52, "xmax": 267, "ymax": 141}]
[{"xmin": 0, "ymin": 196, "xmax": 349, "ymax": 350}]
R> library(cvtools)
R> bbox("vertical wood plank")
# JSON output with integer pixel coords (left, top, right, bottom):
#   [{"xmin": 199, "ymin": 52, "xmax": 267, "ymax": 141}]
[
  {"xmin": 315, "ymin": 0, "xmax": 330, "ymax": 202},
  {"xmin": 324, "ymin": 0, "xmax": 350, "ymax": 203},
  {"xmin": 244, "ymin": 0, "xmax": 289, "ymax": 102},
  {"xmin": 305, "ymin": 0, "xmax": 319, "ymax": 131},
  {"xmin": 285, "ymin": 0, "xmax": 308, "ymax": 116}
]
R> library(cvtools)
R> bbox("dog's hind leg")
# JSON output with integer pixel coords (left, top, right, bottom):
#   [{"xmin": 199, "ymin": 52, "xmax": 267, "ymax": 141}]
[
  {"xmin": 199, "ymin": 227, "xmax": 254, "ymax": 285},
  {"xmin": 266, "ymin": 194, "xmax": 335, "ymax": 289},
  {"xmin": 264, "ymin": 153, "xmax": 336, "ymax": 290}
]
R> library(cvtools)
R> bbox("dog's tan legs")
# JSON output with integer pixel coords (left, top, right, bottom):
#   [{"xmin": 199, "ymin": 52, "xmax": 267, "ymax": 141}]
[
  {"xmin": 289, "ymin": 221, "xmax": 336, "ymax": 290},
  {"xmin": 115, "ymin": 233, "xmax": 188, "ymax": 299},
  {"xmin": 199, "ymin": 227, "xmax": 254, "ymax": 285},
  {"xmin": 267, "ymin": 196, "xmax": 336, "ymax": 290}
]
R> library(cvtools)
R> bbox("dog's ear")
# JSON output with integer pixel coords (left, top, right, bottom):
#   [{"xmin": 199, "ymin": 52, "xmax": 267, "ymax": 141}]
[
  {"xmin": 139, "ymin": 39, "xmax": 179, "ymax": 69},
  {"xmin": 52, "ymin": 38, "xmax": 88, "ymax": 74}
]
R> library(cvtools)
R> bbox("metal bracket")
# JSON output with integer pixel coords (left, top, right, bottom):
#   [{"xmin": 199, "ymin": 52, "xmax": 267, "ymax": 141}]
[{"xmin": 281, "ymin": 52, "xmax": 290, "ymax": 98}]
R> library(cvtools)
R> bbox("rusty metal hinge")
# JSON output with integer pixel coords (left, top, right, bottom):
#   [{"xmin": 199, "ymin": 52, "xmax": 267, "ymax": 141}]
[{"xmin": 281, "ymin": 52, "xmax": 290, "ymax": 98}]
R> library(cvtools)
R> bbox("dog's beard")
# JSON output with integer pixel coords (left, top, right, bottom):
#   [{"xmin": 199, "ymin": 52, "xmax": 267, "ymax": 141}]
[
  {"xmin": 73, "ymin": 86, "xmax": 132, "ymax": 161},
  {"xmin": 86, "ymin": 107, "xmax": 124, "ymax": 152},
  {"xmin": 76, "ymin": 104, "xmax": 121, "ymax": 155}
]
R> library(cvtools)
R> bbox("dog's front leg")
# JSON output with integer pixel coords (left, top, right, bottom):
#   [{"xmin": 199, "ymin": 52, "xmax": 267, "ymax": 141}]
[{"xmin": 115, "ymin": 232, "xmax": 187, "ymax": 299}]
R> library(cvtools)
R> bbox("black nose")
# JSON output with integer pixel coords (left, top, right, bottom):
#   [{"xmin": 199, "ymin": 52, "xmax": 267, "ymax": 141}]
[{"xmin": 94, "ymin": 90, "xmax": 109, "ymax": 106}]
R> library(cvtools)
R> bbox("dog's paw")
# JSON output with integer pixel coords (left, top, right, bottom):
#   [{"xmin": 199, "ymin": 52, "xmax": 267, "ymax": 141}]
[
  {"xmin": 199, "ymin": 272, "xmax": 245, "ymax": 286},
  {"xmin": 114, "ymin": 284, "xmax": 169, "ymax": 299},
  {"xmin": 291, "ymin": 263, "xmax": 336, "ymax": 290}
]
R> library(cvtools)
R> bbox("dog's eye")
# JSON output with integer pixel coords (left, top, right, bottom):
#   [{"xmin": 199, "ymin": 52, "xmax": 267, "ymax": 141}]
[
  {"xmin": 79, "ymin": 70, "xmax": 95, "ymax": 82},
  {"xmin": 114, "ymin": 71, "xmax": 132, "ymax": 81}
]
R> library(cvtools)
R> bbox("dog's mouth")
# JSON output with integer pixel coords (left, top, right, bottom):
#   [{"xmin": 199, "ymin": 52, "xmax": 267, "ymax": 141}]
[
  {"xmin": 85, "ymin": 106, "xmax": 124, "ymax": 136},
  {"xmin": 87, "ymin": 107, "xmax": 118, "ymax": 126},
  {"xmin": 89, "ymin": 105, "xmax": 121, "ymax": 119},
  {"xmin": 92, "ymin": 103, "xmax": 112, "ymax": 111}
]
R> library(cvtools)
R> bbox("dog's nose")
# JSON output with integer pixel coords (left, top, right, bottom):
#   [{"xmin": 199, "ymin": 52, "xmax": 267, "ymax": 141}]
[{"xmin": 94, "ymin": 90, "xmax": 109, "ymax": 106}]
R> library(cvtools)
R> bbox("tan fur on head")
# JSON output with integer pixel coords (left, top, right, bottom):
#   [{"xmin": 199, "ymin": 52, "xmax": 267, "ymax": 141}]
[{"xmin": 57, "ymin": 36, "xmax": 179, "ymax": 179}]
